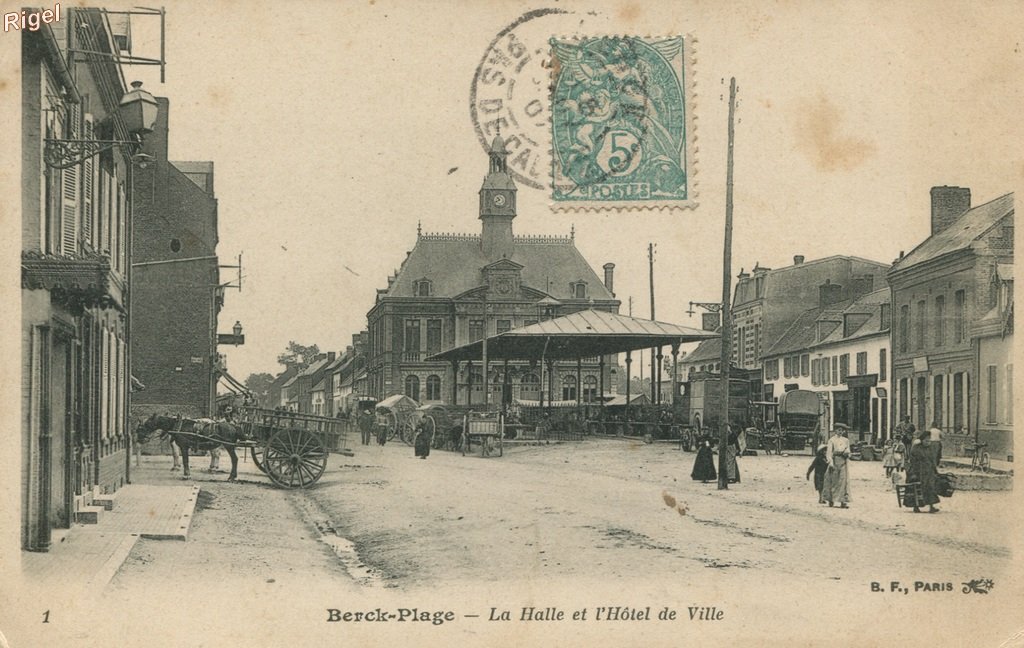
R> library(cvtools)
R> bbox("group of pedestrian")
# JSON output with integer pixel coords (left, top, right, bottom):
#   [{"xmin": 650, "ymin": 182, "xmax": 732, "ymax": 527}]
[
  {"xmin": 802, "ymin": 417, "xmax": 946, "ymax": 513},
  {"xmin": 690, "ymin": 429, "xmax": 742, "ymax": 484},
  {"xmin": 805, "ymin": 423, "xmax": 853, "ymax": 507}
]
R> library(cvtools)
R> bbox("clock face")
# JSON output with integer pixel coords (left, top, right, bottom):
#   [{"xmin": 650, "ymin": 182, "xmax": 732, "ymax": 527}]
[{"xmin": 492, "ymin": 193, "xmax": 507, "ymax": 207}]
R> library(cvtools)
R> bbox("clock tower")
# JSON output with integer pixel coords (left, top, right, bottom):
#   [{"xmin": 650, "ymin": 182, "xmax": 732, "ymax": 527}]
[{"xmin": 479, "ymin": 136, "xmax": 517, "ymax": 259}]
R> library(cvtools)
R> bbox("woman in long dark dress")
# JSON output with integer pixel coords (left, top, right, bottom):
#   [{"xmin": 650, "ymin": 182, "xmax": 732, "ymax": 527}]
[
  {"xmin": 691, "ymin": 437, "xmax": 717, "ymax": 483},
  {"xmin": 413, "ymin": 420, "xmax": 432, "ymax": 459},
  {"xmin": 906, "ymin": 437, "xmax": 939, "ymax": 513}
]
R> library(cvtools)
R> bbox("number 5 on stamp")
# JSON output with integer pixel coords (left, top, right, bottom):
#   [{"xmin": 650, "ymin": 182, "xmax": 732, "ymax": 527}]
[{"xmin": 549, "ymin": 35, "xmax": 697, "ymax": 210}]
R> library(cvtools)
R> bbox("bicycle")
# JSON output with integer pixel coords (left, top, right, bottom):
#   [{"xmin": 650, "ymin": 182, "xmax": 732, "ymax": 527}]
[{"xmin": 965, "ymin": 442, "xmax": 991, "ymax": 473}]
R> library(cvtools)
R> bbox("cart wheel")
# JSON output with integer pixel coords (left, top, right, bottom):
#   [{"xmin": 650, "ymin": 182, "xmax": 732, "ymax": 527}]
[
  {"xmin": 250, "ymin": 444, "xmax": 269, "ymax": 474},
  {"xmin": 425, "ymin": 416, "xmax": 443, "ymax": 450},
  {"xmin": 980, "ymin": 452, "xmax": 991, "ymax": 473},
  {"xmin": 399, "ymin": 419, "xmax": 416, "ymax": 446},
  {"xmin": 263, "ymin": 428, "xmax": 327, "ymax": 489},
  {"xmin": 386, "ymin": 411, "xmax": 400, "ymax": 441}
]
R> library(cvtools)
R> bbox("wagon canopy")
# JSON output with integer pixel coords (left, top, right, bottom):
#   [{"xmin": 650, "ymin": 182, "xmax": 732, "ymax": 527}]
[
  {"xmin": 426, "ymin": 309, "xmax": 718, "ymax": 362},
  {"xmin": 376, "ymin": 394, "xmax": 419, "ymax": 412},
  {"xmin": 778, "ymin": 390, "xmax": 819, "ymax": 416}
]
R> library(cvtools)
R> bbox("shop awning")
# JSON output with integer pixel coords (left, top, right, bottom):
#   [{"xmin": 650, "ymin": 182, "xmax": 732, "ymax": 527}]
[{"xmin": 427, "ymin": 309, "xmax": 718, "ymax": 363}]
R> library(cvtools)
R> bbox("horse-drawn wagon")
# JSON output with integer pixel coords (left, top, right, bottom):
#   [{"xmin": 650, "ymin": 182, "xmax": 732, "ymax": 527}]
[
  {"xmin": 136, "ymin": 406, "xmax": 352, "ymax": 489},
  {"xmin": 746, "ymin": 389, "xmax": 823, "ymax": 455},
  {"xmin": 375, "ymin": 394, "xmax": 420, "ymax": 445}
]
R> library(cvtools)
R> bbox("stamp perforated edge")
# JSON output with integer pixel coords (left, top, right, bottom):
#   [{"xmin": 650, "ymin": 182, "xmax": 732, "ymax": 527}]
[{"xmin": 548, "ymin": 33, "xmax": 698, "ymax": 213}]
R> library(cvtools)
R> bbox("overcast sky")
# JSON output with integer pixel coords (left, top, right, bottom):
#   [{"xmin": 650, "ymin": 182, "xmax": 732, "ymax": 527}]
[{"xmin": 35, "ymin": 0, "xmax": 1022, "ymax": 382}]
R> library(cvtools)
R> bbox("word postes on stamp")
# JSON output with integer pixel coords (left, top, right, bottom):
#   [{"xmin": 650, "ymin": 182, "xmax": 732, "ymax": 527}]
[{"xmin": 550, "ymin": 36, "xmax": 696, "ymax": 210}]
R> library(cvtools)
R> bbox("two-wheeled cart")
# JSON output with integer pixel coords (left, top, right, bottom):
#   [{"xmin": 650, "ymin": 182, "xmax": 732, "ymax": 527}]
[{"xmin": 234, "ymin": 406, "xmax": 352, "ymax": 488}]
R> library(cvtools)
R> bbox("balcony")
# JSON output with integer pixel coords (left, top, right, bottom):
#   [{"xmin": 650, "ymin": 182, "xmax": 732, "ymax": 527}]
[{"xmin": 21, "ymin": 250, "xmax": 124, "ymax": 313}]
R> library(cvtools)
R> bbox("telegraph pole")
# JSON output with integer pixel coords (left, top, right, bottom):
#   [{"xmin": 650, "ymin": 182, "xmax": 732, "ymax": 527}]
[
  {"xmin": 718, "ymin": 77, "xmax": 737, "ymax": 490},
  {"xmin": 649, "ymin": 242, "xmax": 657, "ymax": 403}
]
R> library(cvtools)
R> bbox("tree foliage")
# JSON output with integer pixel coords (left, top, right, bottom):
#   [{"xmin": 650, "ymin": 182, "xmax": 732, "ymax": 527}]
[
  {"xmin": 243, "ymin": 372, "xmax": 275, "ymax": 406},
  {"xmin": 277, "ymin": 341, "xmax": 320, "ymax": 370}
]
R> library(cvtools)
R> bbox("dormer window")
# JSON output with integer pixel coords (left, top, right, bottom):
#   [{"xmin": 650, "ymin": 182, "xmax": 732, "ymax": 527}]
[
  {"xmin": 414, "ymin": 279, "xmax": 432, "ymax": 297},
  {"xmin": 571, "ymin": 281, "xmax": 587, "ymax": 299}
]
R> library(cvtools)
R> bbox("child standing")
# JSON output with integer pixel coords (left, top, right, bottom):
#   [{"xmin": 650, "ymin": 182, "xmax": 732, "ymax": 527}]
[{"xmin": 806, "ymin": 445, "xmax": 829, "ymax": 504}]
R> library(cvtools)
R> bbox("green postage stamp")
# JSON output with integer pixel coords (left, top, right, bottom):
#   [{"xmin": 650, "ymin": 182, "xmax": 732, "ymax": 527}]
[{"xmin": 549, "ymin": 36, "xmax": 696, "ymax": 210}]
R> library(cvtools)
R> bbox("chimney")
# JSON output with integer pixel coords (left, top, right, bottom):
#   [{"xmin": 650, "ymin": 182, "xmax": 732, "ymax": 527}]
[
  {"xmin": 327, "ymin": 352, "xmax": 336, "ymax": 362},
  {"xmin": 603, "ymin": 263, "xmax": 615, "ymax": 295},
  {"xmin": 930, "ymin": 186, "xmax": 971, "ymax": 235},
  {"xmin": 819, "ymin": 279, "xmax": 844, "ymax": 307},
  {"xmin": 851, "ymin": 274, "xmax": 874, "ymax": 297},
  {"xmin": 793, "ymin": 255, "xmax": 805, "ymax": 265}
]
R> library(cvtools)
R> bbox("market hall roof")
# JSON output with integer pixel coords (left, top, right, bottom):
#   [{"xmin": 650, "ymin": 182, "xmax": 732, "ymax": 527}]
[
  {"xmin": 380, "ymin": 233, "xmax": 614, "ymax": 302},
  {"xmin": 427, "ymin": 309, "xmax": 718, "ymax": 362}
]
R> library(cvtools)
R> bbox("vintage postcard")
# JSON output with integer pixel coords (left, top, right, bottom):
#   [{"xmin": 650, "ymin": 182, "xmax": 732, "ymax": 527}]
[{"xmin": 0, "ymin": 1, "xmax": 1021, "ymax": 647}]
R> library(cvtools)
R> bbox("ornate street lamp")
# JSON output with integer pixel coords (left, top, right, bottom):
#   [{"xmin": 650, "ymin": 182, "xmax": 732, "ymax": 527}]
[{"xmin": 44, "ymin": 80, "xmax": 159, "ymax": 169}]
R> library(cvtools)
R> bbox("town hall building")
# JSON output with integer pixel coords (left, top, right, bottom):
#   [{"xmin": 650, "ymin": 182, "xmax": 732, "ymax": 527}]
[{"xmin": 365, "ymin": 137, "xmax": 620, "ymax": 406}]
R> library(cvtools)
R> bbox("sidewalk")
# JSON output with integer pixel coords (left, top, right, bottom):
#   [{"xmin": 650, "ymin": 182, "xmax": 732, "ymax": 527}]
[{"xmin": 21, "ymin": 457, "xmax": 200, "ymax": 587}]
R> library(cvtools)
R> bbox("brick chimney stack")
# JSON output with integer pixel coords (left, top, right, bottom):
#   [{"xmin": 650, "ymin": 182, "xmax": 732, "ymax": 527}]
[
  {"xmin": 793, "ymin": 255, "xmax": 805, "ymax": 265},
  {"xmin": 930, "ymin": 186, "xmax": 971, "ymax": 235},
  {"xmin": 603, "ymin": 263, "xmax": 615, "ymax": 296}
]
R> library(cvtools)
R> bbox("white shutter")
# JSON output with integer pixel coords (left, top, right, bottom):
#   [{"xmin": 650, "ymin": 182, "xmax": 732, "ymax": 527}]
[
  {"xmin": 60, "ymin": 104, "xmax": 81, "ymax": 256},
  {"xmin": 82, "ymin": 114, "xmax": 95, "ymax": 247}
]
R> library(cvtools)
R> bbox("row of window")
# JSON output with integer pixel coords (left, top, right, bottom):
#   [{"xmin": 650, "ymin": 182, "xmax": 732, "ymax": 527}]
[
  {"xmin": 765, "ymin": 349, "xmax": 887, "ymax": 385},
  {"xmin": 412, "ymin": 279, "xmax": 592, "ymax": 300},
  {"xmin": 402, "ymin": 317, "xmax": 537, "ymax": 356},
  {"xmin": 43, "ymin": 93, "xmax": 129, "ymax": 274},
  {"xmin": 897, "ymin": 290, "xmax": 967, "ymax": 353}
]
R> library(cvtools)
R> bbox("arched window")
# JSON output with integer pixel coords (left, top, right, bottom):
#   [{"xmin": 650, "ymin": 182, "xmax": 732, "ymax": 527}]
[
  {"xmin": 562, "ymin": 375, "xmax": 577, "ymax": 401},
  {"xmin": 405, "ymin": 375, "xmax": 420, "ymax": 400},
  {"xmin": 425, "ymin": 375, "xmax": 441, "ymax": 401},
  {"xmin": 583, "ymin": 375, "xmax": 598, "ymax": 402},
  {"xmin": 520, "ymin": 373, "xmax": 540, "ymax": 399}
]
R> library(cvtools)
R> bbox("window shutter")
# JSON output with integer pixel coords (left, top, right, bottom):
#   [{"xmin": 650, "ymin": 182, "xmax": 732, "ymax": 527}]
[
  {"xmin": 81, "ymin": 114, "xmax": 95, "ymax": 246},
  {"xmin": 117, "ymin": 182, "xmax": 126, "ymax": 272},
  {"xmin": 61, "ymin": 105, "xmax": 81, "ymax": 256},
  {"xmin": 101, "ymin": 329, "xmax": 109, "ymax": 437}
]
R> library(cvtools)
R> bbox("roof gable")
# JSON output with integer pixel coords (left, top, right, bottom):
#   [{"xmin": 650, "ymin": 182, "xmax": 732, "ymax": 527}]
[{"xmin": 892, "ymin": 193, "xmax": 1013, "ymax": 272}]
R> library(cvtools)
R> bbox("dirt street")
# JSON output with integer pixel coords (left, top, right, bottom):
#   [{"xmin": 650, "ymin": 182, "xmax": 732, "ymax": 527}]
[
  {"xmin": 312, "ymin": 438, "xmax": 1012, "ymax": 588},
  {"xmin": 86, "ymin": 439, "xmax": 1017, "ymax": 647}
]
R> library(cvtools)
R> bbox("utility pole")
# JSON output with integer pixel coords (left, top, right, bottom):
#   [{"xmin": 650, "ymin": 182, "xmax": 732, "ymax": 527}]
[
  {"xmin": 718, "ymin": 77, "xmax": 737, "ymax": 490},
  {"xmin": 482, "ymin": 291, "xmax": 489, "ymax": 410},
  {"xmin": 649, "ymin": 242, "xmax": 657, "ymax": 403}
]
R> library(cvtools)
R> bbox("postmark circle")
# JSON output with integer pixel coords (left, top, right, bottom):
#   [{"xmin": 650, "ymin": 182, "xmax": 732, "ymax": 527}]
[{"xmin": 469, "ymin": 9, "xmax": 570, "ymax": 191}]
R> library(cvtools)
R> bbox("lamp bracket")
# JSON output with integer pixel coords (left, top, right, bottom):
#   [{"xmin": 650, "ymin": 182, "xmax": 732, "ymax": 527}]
[
  {"xmin": 44, "ymin": 138, "xmax": 134, "ymax": 169},
  {"xmin": 687, "ymin": 301, "xmax": 723, "ymax": 315}
]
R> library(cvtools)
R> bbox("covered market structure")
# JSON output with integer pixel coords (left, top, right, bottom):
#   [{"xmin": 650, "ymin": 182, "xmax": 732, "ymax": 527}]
[{"xmin": 427, "ymin": 309, "xmax": 718, "ymax": 416}]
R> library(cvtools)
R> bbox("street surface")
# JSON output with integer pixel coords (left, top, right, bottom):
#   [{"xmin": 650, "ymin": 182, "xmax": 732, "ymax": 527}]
[{"xmin": 55, "ymin": 439, "xmax": 1018, "ymax": 647}]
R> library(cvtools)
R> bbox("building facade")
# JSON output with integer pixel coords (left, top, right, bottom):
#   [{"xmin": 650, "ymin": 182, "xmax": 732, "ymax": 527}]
[
  {"xmin": 729, "ymin": 255, "xmax": 890, "ymax": 371},
  {"xmin": 366, "ymin": 138, "xmax": 620, "ymax": 406},
  {"xmin": 684, "ymin": 255, "xmax": 889, "ymax": 385},
  {"xmin": 888, "ymin": 188, "xmax": 1013, "ymax": 459},
  {"xmin": 130, "ymin": 98, "xmax": 223, "ymax": 423},
  {"xmin": 763, "ymin": 288, "xmax": 891, "ymax": 442},
  {"xmin": 20, "ymin": 9, "xmax": 137, "ymax": 550}
]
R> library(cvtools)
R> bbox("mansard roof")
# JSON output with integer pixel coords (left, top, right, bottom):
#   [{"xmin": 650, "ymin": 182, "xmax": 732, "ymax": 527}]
[{"xmin": 380, "ymin": 233, "xmax": 614, "ymax": 301}]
